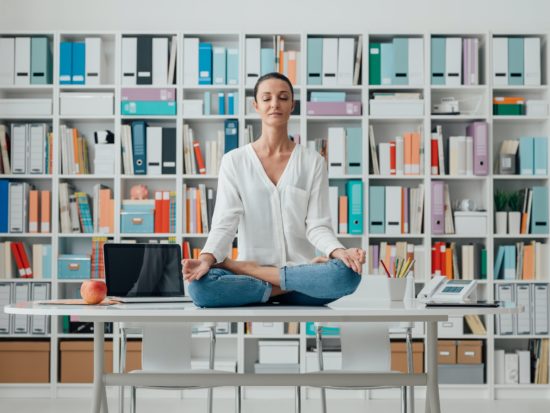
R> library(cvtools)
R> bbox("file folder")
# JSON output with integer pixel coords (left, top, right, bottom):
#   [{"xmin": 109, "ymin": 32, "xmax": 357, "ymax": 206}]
[
  {"xmin": 530, "ymin": 186, "xmax": 548, "ymax": 234},
  {"xmin": 517, "ymin": 350, "xmax": 531, "ymax": 384},
  {"xmin": 183, "ymin": 37, "xmax": 199, "ymax": 85},
  {"xmin": 0, "ymin": 37, "xmax": 15, "ymax": 84},
  {"xmin": 503, "ymin": 245, "xmax": 516, "ymax": 280},
  {"xmin": 466, "ymin": 121, "xmax": 488, "ymax": 176},
  {"xmin": 463, "ymin": 38, "xmax": 479, "ymax": 85},
  {"xmin": 346, "ymin": 180, "xmax": 363, "ymax": 234},
  {"xmin": 85, "ymin": 37, "xmax": 102, "ymax": 85},
  {"xmin": 198, "ymin": 42, "xmax": 213, "ymax": 85},
  {"xmin": 71, "ymin": 42, "xmax": 85, "ymax": 84},
  {"xmin": 533, "ymin": 284, "xmax": 549, "ymax": 334},
  {"xmin": 431, "ymin": 181, "xmax": 444, "ymax": 234},
  {"xmin": 533, "ymin": 137, "xmax": 547, "ymax": 175},
  {"xmin": 29, "ymin": 123, "xmax": 46, "ymax": 174},
  {"xmin": 346, "ymin": 127, "xmax": 362, "ymax": 175},
  {"xmin": 227, "ymin": 93, "xmax": 235, "ymax": 115},
  {"xmin": 14, "ymin": 37, "xmax": 31, "ymax": 85},
  {"xmin": 227, "ymin": 48, "xmax": 239, "ymax": 85},
  {"xmin": 30, "ymin": 37, "xmax": 52, "ymax": 84},
  {"xmin": 380, "ymin": 43, "xmax": 394, "ymax": 85},
  {"xmin": 0, "ymin": 283, "xmax": 10, "ymax": 334},
  {"xmin": 10, "ymin": 123, "xmax": 27, "ymax": 174},
  {"xmin": 322, "ymin": 38, "xmax": 338, "ymax": 85},
  {"xmin": 31, "ymin": 283, "xmax": 49, "ymax": 334},
  {"xmin": 9, "ymin": 182, "xmax": 29, "ymax": 233},
  {"xmin": 136, "ymin": 36, "xmax": 153, "ymax": 85},
  {"xmin": 261, "ymin": 48, "xmax": 275, "ymax": 75},
  {"xmin": 337, "ymin": 37, "xmax": 354, "ymax": 85},
  {"xmin": 328, "ymin": 127, "xmax": 346, "ymax": 177},
  {"xmin": 493, "ymin": 37, "xmax": 508, "ymax": 86},
  {"xmin": 515, "ymin": 284, "xmax": 532, "ymax": 335},
  {"xmin": 224, "ymin": 119, "xmax": 238, "ymax": 153},
  {"xmin": 369, "ymin": 186, "xmax": 385, "ymax": 234},
  {"xmin": 508, "ymin": 37, "xmax": 524, "ymax": 85},
  {"xmin": 0, "ymin": 180, "xmax": 9, "ymax": 233},
  {"xmin": 385, "ymin": 186, "xmax": 401, "ymax": 234},
  {"xmin": 524, "ymin": 37, "xmax": 541, "ymax": 86},
  {"xmin": 431, "ymin": 37, "xmax": 445, "ymax": 85},
  {"xmin": 245, "ymin": 38, "xmax": 261, "ymax": 87},
  {"xmin": 392, "ymin": 37, "xmax": 408, "ymax": 85},
  {"xmin": 161, "ymin": 127, "xmax": 176, "ymax": 174},
  {"xmin": 122, "ymin": 37, "xmax": 137, "ymax": 85},
  {"xmin": 131, "ymin": 121, "xmax": 147, "ymax": 175},
  {"xmin": 445, "ymin": 37, "xmax": 461, "ymax": 86},
  {"xmin": 213, "ymin": 47, "xmax": 227, "ymax": 85},
  {"xmin": 496, "ymin": 284, "xmax": 514, "ymax": 335},
  {"xmin": 146, "ymin": 126, "xmax": 162, "ymax": 175},
  {"xmin": 307, "ymin": 37, "xmax": 323, "ymax": 85},
  {"xmin": 152, "ymin": 37, "xmax": 169, "ymax": 85},
  {"xmin": 519, "ymin": 136, "xmax": 534, "ymax": 175},
  {"xmin": 369, "ymin": 42, "xmax": 381, "ymax": 85},
  {"xmin": 12, "ymin": 283, "xmax": 30, "ymax": 334},
  {"xmin": 408, "ymin": 37, "xmax": 423, "ymax": 86}
]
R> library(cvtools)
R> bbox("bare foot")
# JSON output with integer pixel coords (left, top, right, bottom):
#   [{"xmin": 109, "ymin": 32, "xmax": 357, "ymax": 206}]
[
  {"xmin": 219, "ymin": 258, "xmax": 262, "ymax": 276},
  {"xmin": 310, "ymin": 256, "xmax": 330, "ymax": 264}
]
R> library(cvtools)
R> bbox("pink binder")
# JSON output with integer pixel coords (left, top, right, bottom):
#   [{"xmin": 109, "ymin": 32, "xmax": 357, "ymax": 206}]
[
  {"xmin": 121, "ymin": 88, "xmax": 176, "ymax": 101},
  {"xmin": 431, "ymin": 181, "xmax": 445, "ymax": 235},
  {"xmin": 467, "ymin": 121, "xmax": 488, "ymax": 176}
]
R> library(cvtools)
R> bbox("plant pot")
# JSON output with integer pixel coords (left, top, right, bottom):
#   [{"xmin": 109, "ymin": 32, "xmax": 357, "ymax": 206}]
[
  {"xmin": 495, "ymin": 211, "xmax": 507, "ymax": 234},
  {"xmin": 508, "ymin": 211, "xmax": 521, "ymax": 235}
]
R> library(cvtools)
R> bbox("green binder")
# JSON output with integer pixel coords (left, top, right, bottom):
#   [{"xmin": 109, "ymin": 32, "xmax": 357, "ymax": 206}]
[{"xmin": 369, "ymin": 42, "xmax": 381, "ymax": 85}]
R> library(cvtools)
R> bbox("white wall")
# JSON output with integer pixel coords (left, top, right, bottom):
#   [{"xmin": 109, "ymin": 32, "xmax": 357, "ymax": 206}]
[{"xmin": 1, "ymin": 0, "xmax": 549, "ymax": 33}]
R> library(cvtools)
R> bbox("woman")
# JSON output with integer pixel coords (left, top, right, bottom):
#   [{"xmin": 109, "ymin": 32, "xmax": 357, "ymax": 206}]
[{"xmin": 184, "ymin": 72, "xmax": 365, "ymax": 307}]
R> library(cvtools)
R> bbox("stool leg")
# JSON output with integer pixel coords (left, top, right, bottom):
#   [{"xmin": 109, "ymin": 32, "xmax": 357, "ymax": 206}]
[
  {"xmin": 235, "ymin": 386, "xmax": 241, "ymax": 413},
  {"xmin": 207, "ymin": 388, "xmax": 213, "ymax": 413},
  {"xmin": 321, "ymin": 388, "xmax": 327, "ymax": 413},
  {"xmin": 130, "ymin": 387, "xmax": 136, "ymax": 413},
  {"xmin": 295, "ymin": 386, "xmax": 301, "ymax": 413}
]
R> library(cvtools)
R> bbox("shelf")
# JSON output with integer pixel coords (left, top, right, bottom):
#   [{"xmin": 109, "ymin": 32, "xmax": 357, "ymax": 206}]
[
  {"xmin": 184, "ymin": 115, "xmax": 238, "ymax": 121},
  {"xmin": 183, "ymin": 85, "xmax": 239, "ymax": 90},
  {"xmin": 431, "ymin": 115, "xmax": 488, "ymax": 121},
  {"xmin": 183, "ymin": 174, "xmax": 219, "ymax": 179},
  {"xmin": 430, "ymin": 175, "xmax": 488, "ymax": 180},
  {"xmin": 368, "ymin": 85, "xmax": 423, "ymax": 90},
  {"xmin": 432, "ymin": 234, "xmax": 488, "ymax": 239},
  {"xmin": 329, "ymin": 175, "xmax": 363, "ymax": 180},
  {"xmin": 494, "ymin": 384, "xmax": 550, "ymax": 389},
  {"xmin": 0, "ymin": 279, "xmax": 51, "ymax": 283},
  {"xmin": 494, "ymin": 335, "xmax": 550, "ymax": 339},
  {"xmin": 0, "ymin": 174, "xmax": 53, "ymax": 179},
  {"xmin": 493, "ymin": 116, "xmax": 549, "ymax": 122},
  {"xmin": 0, "ymin": 233, "xmax": 52, "ymax": 238},
  {"xmin": 306, "ymin": 85, "xmax": 362, "ymax": 90},
  {"xmin": 430, "ymin": 85, "xmax": 488, "ymax": 91},
  {"xmin": 246, "ymin": 85, "xmax": 302, "ymax": 90},
  {"xmin": 0, "ymin": 85, "xmax": 54, "ymax": 91},
  {"xmin": 59, "ymin": 175, "xmax": 115, "ymax": 180},
  {"xmin": 121, "ymin": 175, "xmax": 177, "ymax": 180},
  {"xmin": 494, "ymin": 234, "xmax": 549, "ymax": 239},
  {"xmin": 245, "ymin": 115, "xmax": 300, "ymax": 120},
  {"xmin": 119, "ymin": 233, "xmax": 177, "ymax": 238},
  {"xmin": 368, "ymin": 116, "xmax": 424, "ymax": 122},
  {"xmin": 369, "ymin": 234, "xmax": 424, "ymax": 239},
  {"xmin": 492, "ymin": 85, "xmax": 548, "ymax": 92},
  {"xmin": 494, "ymin": 280, "xmax": 549, "ymax": 284},
  {"xmin": 58, "ymin": 233, "xmax": 114, "ymax": 238},
  {"xmin": 0, "ymin": 334, "xmax": 51, "ymax": 338},
  {"xmin": 306, "ymin": 116, "xmax": 363, "ymax": 121},
  {"xmin": 0, "ymin": 115, "xmax": 53, "ymax": 120},
  {"xmin": 182, "ymin": 233, "xmax": 208, "ymax": 238},
  {"xmin": 60, "ymin": 116, "xmax": 115, "ymax": 121},
  {"xmin": 244, "ymin": 334, "xmax": 301, "ymax": 339},
  {"xmin": 336, "ymin": 234, "xmax": 363, "ymax": 239},
  {"xmin": 59, "ymin": 84, "xmax": 116, "ymax": 90},
  {"xmin": 121, "ymin": 115, "xmax": 177, "ymax": 120},
  {"xmin": 56, "ymin": 279, "xmax": 88, "ymax": 283},
  {"xmin": 369, "ymin": 175, "xmax": 424, "ymax": 180},
  {"xmin": 493, "ymin": 175, "xmax": 549, "ymax": 180}
]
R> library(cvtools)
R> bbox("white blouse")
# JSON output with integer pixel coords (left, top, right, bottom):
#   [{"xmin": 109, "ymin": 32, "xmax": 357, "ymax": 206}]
[{"xmin": 201, "ymin": 143, "xmax": 345, "ymax": 267}]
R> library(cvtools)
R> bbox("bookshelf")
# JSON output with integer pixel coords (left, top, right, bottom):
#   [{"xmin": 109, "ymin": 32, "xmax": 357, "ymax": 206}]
[{"xmin": 0, "ymin": 30, "xmax": 548, "ymax": 400}]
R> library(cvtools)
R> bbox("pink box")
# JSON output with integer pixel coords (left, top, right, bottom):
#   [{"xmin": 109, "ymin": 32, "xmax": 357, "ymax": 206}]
[
  {"xmin": 306, "ymin": 101, "xmax": 362, "ymax": 116},
  {"xmin": 121, "ymin": 88, "xmax": 176, "ymax": 101}
]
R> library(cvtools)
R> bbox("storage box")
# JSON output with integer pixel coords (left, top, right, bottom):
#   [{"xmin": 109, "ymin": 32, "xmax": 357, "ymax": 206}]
[
  {"xmin": 121, "ymin": 88, "xmax": 176, "ymax": 101},
  {"xmin": 453, "ymin": 211, "xmax": 487, "ymax": 235},
  {"xmin": 258, "ymin": 340, "xmax": 299, "ymax": 364},
  {"xmin": 437, "ymin": 340, "xmax": 457, "ymax": 364},
  {"xmin": 493, "ymin": 103, "xmax": 525, "ymax": 116},
  {"xmin": 305, "ymin": 351, "xmax": 342, "ymax": 372},
  {"xmin": 182, "ymin": 99, "xmax": 203, "ymax": 116},
  {"xmin": 438, "ymin": 363, "xmax": 484, "ymax": 384},
  {"xmin": 306, "ymin": 101, "xmax": 362, "ymax": 116},
  {"xmin": 457, "ymin": 340, "xmax": 483, "ymax": 364},
  {"xmin": 526, "ymin": 100, "xmax": 549, "ymax": 116},
  {"xmin": 0, "ymin": 341, "xmax": 50, "ymax": 383},
  {"xmin": 438, "ymin": 316, "xmax": 464, "ymax": 338},
  {"xmin": 0, "ymin": 98, "xmax": 52, "ymax": 116},
  {"xmin": 120, "ymin": 210, "xmax": 154, "ymax": 233},
  {"xmin": 391, "ymin": 341, "xmax": 424, "ymax": 373},
  {"xmin": 369, "ymin": 99, "xmax": 424, "ymax": 116},
  {"xmin": 59, "ymin": 340, "xmax": 113, "ymax": 383},
  {"xmin": 58, "ymin": 254, "xmax": 91, "ymax": 279},
  {"xmin": 251, "ymin": 322, "xmax": 285, "ymax": 336},
  {"xmin": 59, "ymin": 92, "xmax": 114, "ymax": 116},
  {"xmin": 254, "ymin": 363, "xmax": 300, "ymax": 374},
  {"xmin": 121, "ymin": 100, "xmax": 176, "ymax": 116}
]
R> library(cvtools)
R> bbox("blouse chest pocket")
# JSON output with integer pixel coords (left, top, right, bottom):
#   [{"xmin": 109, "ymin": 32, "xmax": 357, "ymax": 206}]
[{"xmin": 281, "ymin": 186, "xmax": 309, "ymax": 237}]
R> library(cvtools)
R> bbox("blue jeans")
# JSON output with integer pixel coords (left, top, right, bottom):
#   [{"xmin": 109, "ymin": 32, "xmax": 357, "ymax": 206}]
[{"xmin": 188, "ymin": 259, "xmax": 361, "ymax": 308}]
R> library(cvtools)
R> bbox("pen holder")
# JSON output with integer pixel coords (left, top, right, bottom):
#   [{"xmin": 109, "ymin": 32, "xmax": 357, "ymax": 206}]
[{"xmin": 364, "ymin": 275, "xmax": 407, "ymax": 302}]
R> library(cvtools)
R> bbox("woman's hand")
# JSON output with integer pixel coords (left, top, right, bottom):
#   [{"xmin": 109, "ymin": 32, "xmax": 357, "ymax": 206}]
[
  {"xmin": 182, "ymin": 254, "xmax": 214, "ymax": 282},
  {"xmin": 330, "ymin": 248, "xmax": 366, "ymax": 274}
]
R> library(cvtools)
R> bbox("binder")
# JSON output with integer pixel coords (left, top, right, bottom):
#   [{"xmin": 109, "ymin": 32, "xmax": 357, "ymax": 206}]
[
  {"xmin": 71, "ymin": 42, "xmax": 85, "ymax": 85},
  {"xmin": 327, "ymin": 127, "xmax": 346, "ymax": 177},
  {"xmin": 161, "ymin": 127, "xmax": 176, "ymax": 174},
  {"xmin": 515, "ymin": 284, "xmax": 532, "ymax": 335},
  {"xmin": 28, "ymin": 123, "xmax": 46, "ymax": 174},
  {"xmin": 198, "ymin": 42, "xmax": 213, "ymax": 85},
  {"xmin": 508, "ymin": 37, "xmax": 524, "ymax": 85},
  {"xmin": 517, "ymin": 350, "xmax": 531, "ymax": 384},
  {"xmin": 329, "ymin": 186, "xmax": 338, "ymax": 233},
  {"xmin": 431, "ymin": 37, "xmax": 445, "ymax": 85},
  {"xmin": 146, "ymin": 126, "xmax": 162, "ymax": 175},
  {"xmin": 227, "ymin": 48, "xmax": 239, "ymax": 85},
  {"xmin": 224, "ymin": 119, "xmax": 238, "ymax": 153},
  {"xmin": 227, "ymin": 93, "xmax": 235, "ymax": 115},
  {"xmin": 408, "ymin": 37, "xmax": 423, "ymax": 86},
  {"xmin": 322, "ymin": 38, "xmax": 338, "ymax": 85},
  {"xmin": 392, "ymin": 37, "xmax": 408, "ymax": 85},
  {"xmin": 493, "ymin": 37, "xmax": 508, "ymax": 86},
  {"xmin": 0, "ymin": 283, "xmax": 10, "ymax": 334},
  {"xmin": 380, "ymin": 43, "xmax": 394, "ymax": 85},
  {"xmin": 533, "ymin": 284, "xmax": 549, "ymax": 334},
  {"xmin": 152, "ymin": 37, "xmax": 169, "ymax": 85},
  {"xmin": 466, "ymin": 121, "xmax": 488, "ymax": 176},
  {"xmin": 530, "ymin": 186, "xmax": 548, "ymax": 234},
  {"xmin": 445, "ymin": 37, "xmax": 461, "ymax": 86},
  {"xmin": 307, "ymin": 37, "xmax": 323, "ymax": 85},
  {"xmin": 346, "ymin": 180, "xmax": 363, "ymax": 235},
  {"xmin": 496, "ymin": 284, "xmax": 515, "ymax": 335},
  {"xmin": 431, "ymin": 181, "xmax": 444, "ymax": 234},
  {"xmin": 503, "ymin": 245, "xmax": 516, "ymax": 280},
  {"xmin": 183, "ymin": 37, "xmax": 199, "ymax": 85},
  {"xmin": 40, "ymin": 190, "xmax": 51, "ymax": 233},
  {"xmin": 213, "ymin": 47, "xmax": 227, "ymax": 85},
  {"xmin": 14, "ymin": 37, "xmax": 30, "ymax": 85},
  {"xmin": 218, "ymin": 92, "xmax": 225, "ymax": 115},
  {"xmin": 385, "ymin": 186, "xmax": 401, "ymax": 234},
  {"xmin": 337, "ymin": 37, "xmax": 354, "ymax": 85},
  {"xmin": 31, "ymin": 283, "xmax": 49, "ymax": 334},
  {"xmin": 494, "ymin": 349, "xmax": 505, "ymax": 384},
  {"xmin": 30, "ymin": 37, "xmax": 52, "ymax": 84},
  {"xmin": 346, "ymin": 127, "xmax": 362, "ymax": 175},
  {"xmin": 121, "ymin": 37, "xmax": 137, "ymax": 85},
  {"xmin": 463, "ymin": 38, "xmax": 479, "ymax": 85},
  {"xmin": 533, "ymin": 137, "xmax": 547, "ymax": 175},
  {"xmin": 0, "ymin": 180, "xmax": 9, "ymax": 233},
  {"xmin": 12, "ymin": 283, "xmax": 30, "ymax": 334},
  {"xmin": 369, "ymin": 42, "xmax": 381, "ymax": 85},
  {"xmin": 504, "ymin": 353, "xmax": 519, "ymax": 384},
  {"xmin": 131, "ymin": 121, "xmax": 147, "ymax": 175},
  {"xmin": 245, "ymin": 38, "xmax": 261, "ymax": 87},
  {"xmin": 524, "ymin": 37, "xmax": 541, "ymax": 86},
  {"xmin": 204, "ymin": 91, "xmax": 211, "ymax": 115},
  {"xmin": 519, "ymin": 136, "xmax": 534, "ymax": 175},
  {"xmin": 85, "ymin": 37, "xmax": 102, "ymax": 85},
  {"xmin": 0, "ymin": 37, "xmax": 15, "ymax": 84},
  {"xmin": 10, "ymin": 123, "xmax": 27, "ymax": 174},
  {"xmin": 261, "ymin": 48, "xmax": 275, "ymax": 75},
  {"xmin": 28, "ymin": 190, "xmax": 39, "ymax": 233},
  {"xmin": 136, "ymin": 36, "xmax": 153, "ymax": 85},
  {"xmin": 338, "ymin": 195, "xmax": 348, "ymax": 234},
  {"xmin": 369, "ymin": 186, "xmax": 385, "ymax": 234}
]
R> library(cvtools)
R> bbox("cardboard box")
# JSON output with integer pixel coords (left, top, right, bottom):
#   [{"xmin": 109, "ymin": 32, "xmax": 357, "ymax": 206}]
[
  {"xmin": 457, "ymin": 340, "xmax": 483, "ymax": 364},
  {"xmin": 0, "ymin": 341, "xmax": 50, "ymax": 383},
  {"xmin": 437, "ymin": 340, "xmax": 457, "ymax": 364},
  {"xmin": 391, "ymin": 341, "xmax": 424, "ymax": 373},
  {"xmin": 59, "ymin": 340, "xmax": 113, "ymax": 383}
]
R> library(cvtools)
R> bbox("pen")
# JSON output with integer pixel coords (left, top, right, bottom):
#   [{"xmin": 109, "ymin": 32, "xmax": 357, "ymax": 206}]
[
  {"xmin": 380, "ymin": 260, "xmax": 391, "ymax": 278},
  {"xmin": 404, "ymin": 259, "xmax": 416, "ymax": 278}
]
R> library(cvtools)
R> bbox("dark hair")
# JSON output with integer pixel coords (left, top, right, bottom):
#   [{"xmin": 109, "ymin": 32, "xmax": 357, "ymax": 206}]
[{"xmin": 253, "ymin": 72, "xmax": 294, "ymax": 102}]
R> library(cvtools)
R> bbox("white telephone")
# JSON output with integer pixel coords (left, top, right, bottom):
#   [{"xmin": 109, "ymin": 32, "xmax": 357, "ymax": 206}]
[{"xmin": 417, "ymin": 275, "xmax": 478, "ymax": 303}]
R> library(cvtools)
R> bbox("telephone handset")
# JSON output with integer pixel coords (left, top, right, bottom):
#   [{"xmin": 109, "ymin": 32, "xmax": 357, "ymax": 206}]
[{"xmin": 418, "ymin": 275, "xmax": 478, "ymax": 303}]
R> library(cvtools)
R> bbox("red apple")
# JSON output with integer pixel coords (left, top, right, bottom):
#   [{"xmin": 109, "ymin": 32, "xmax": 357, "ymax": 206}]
[{"xmin": 80, "ymin": 280, "xmax": 107, "ymax": 304}]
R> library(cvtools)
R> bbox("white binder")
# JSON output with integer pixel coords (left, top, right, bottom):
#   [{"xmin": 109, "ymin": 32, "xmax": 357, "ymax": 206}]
[
  {"xmin": 322, "ymin": 38, "xmax": 338, "ymax": 85},
  {"xmin": 10, "ymin": 123, "xmax": 27, "ymax": 174},
  {"xmin": 337, "ymin": 37, "xmax": 354, "ymax": 85},
  {"xmin": 152, "ymin": 37, "xmax": 169, "ymax": 85},
  {"xmin": 0, "ymin": 37, "xmax": 15, "ymax": 85},
  {"xmin": 146, "ymin": 126, "xmax": 163, "ymax": 175},
  {"xmin": 9, "ymin": 182, "xmax": 29, "ymax": 233},
  {"xmin": 385, "ymin": 186, "xmax": 402, "ymax": 235},
  {"xmin": 445, "ymin": 37, "xmax": 461, "ymax": 86},
  {"xmin": 14, "ymin": 37, "xmax": 30, "ymax": 85},
  {"xmin": 85, "ymin": 37, "xmax": 103, "ymax": 85},
  {"xmin": 183, "ymin": 37, "xmax": 199, "ymax": 85},
  {"xmin": 492, "ymin": 37, "xmax": 508, "ymax": 86},
  {"xmin": 395, "ymin": 135, "xmax": 404, "ymax": 175},
  {"xmin": 524, "ymin": 37, "xmax": 541, "ymax": 86},
  {"xmin": 408, "ymin": 37, "xmax": 424, "ymax": 86},
  {"xmin": 494, "ymin": 349, "xmax": 505, "ymax": 384},
  {"xmin": 504, "ymin": 353, "xmax": 519, "ymax": 384},
  {"xmin": 0, "ymin": 283, "xmax": 11, "ymax": 334},
  {"xmin": 496, "ymin": 284, "xmax": 514, "ymax": 335},
  {"xmin": 122, "ymin": 37, "xmax": 137, "ymax": 85},
  {"xmin": 533, "ymin": 284, "xmax": 549, "ymax": 334},
  {"xmin": 31, "ymin": 283, "xmax": 49, "ymax": 334},
  {"xmin": 329, "ymin": 186, "xmax": 339, "ymax": 234},
  {"xmin": 28, "ymin": 123, "xmax": 46, "ymax": 174},
  {"xmin": 517, "ymin": 350, "xmax": 531, "ymax": 384},
  {"xmin": 327, "ymin": 127, "xmax": 346, "ymax": 177},
  {"xmin": 515, "ymin": 284, "xmax": 532, "ymax": 335},
  {"xmin": 245, "ymin": 38, "xmax": 261, "ymax": 87},
  {"xmin": 379, "ymin": 143, "xmax": 391, "ymax": 175},
  {"xmin": 12, "ymin": 283, "xmax": 30, "ymax": 334}
]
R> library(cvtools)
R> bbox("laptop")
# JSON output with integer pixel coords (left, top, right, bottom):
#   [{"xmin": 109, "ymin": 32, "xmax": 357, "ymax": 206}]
[{"xmin": 104, "ymin": 244, "xmax": 193, "ymax": 303}]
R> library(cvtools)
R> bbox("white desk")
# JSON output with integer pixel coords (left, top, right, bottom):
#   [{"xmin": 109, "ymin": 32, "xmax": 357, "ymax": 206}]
[{"xmin": 5, "ymin": 300, "xmax": 520, "ymax": 413}]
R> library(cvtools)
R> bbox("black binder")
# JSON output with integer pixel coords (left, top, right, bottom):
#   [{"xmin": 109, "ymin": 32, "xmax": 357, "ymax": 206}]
[
  {"xmin": 161, "ymin": 127, "xmax": 176, "ymax": 174},
  {"xmin": 136, "ymin": 36, "xmax": 152, "ymax": 85}
]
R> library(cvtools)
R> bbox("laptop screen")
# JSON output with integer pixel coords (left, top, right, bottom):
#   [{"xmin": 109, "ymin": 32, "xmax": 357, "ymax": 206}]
[{"xmin": 104, "ymin": 244, "xmax": 184, "ymax": 297}]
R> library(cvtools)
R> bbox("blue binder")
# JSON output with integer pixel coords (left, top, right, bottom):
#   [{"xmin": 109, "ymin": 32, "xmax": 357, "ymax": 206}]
[
  {"xmin": 198, "ymin": 43, "xmax": 213, "ymax": 85},
  {"xmin": 392, "ymin": 38, "xmax": 409, "ymax": 85},
  {"xmin": 369, "ymin": 186, "xmax": 385, "ymax": 234},
  {"xmin": 431, "ymin": 37, "xmax": 446, "ymax": 85},
  {"xmin": 307, "ymin": 38, "xmax": 323, "ymax": 85},
  {"xmin": 261, "ymin": 48, "xmax": 275, "ymax": 75},
  {"xmin": 508, "ymin": 37, "xmax": 524, "ymax": 85},
  {"xmin": 519, "ymin": 136, "xmax": 534, "ymax": 175},
  {"xmin": 227, "ymin": 93, "xmax": 235, "ymax": 115},
  {"xmin": 503, "ymin": 245, "xmax": 516, "ymax": 280},
  {"xmin": 346, "ymin": 127, "xmax": 362, "ymax": 175},
  {"xmin": 0, "ymin": 180, "xmax": 8, "ymax": 233},
  {"xmin": 31, "ymin": 37, "xmax": 52, "ymax": 84},
  {"xmin": 213, "ymin": 47, "xmax": 227, "ymax": 85},
  {"xmin": 347, "ymin": 180, "xmax": 363, "ymax": 235},
  {"xmin": 224, "ymin": 119, "xmax": 238, "ymax": 153},
  {"xmin": 533, "ymin": 137, "xmax": 548, "ymax": 175},
  {"xmin": 227, "ymin": 48, "xmax": 239, "ymax": 85},
  {"xmin": 59, "ymin": 42, "xmax": 73, "ymax": 84},
  {"xmin": 493, "ymin": 246, "xmax": 505, "ymax": 280},
  {"xmin": 380, "ymin": 43, "xmax": 394, "ymax": 85},
  {"xmin": 71, "ymin": 42, "xmax": 85, "ymax": 85},
  {"xmin": 531, "ymin": 186, "xmax": 549, "ymax": 234},
  {"xmin": 218, "ymin": 92, "xmax": 225, "ymax": 115},
  {"xmin": 131, "ymin": 121, "xmax": 147, "ymax": 175}
]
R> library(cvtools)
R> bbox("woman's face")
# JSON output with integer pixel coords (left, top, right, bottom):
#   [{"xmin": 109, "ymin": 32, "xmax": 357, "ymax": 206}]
[{"xmin": 253, "ymin": 78, "xmax": 295, "ymax": 127}]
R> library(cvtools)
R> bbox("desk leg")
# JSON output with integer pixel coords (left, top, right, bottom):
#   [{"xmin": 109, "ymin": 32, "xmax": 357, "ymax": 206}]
[
  {"xmin": 426, "ymin": 321, "xmax": 440, "ymax": 413},
  {"xmin": 92, "ymin": 321, "xmax": 108, "ymax": 413}
]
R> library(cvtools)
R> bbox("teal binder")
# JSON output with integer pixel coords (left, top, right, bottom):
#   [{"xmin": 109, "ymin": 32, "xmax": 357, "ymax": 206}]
[
  {"xmin": 503, "ymin": 245, "xmax": 516, "ymax": 280},
  {"xmin": 380, "ymin": 43, "xmax": 394, "ymax": 85},
  {"xmin": 508, "ymin": 37, "xmax": 524, "ymax": 85},
  {"xmin": 392, "ymin": 38, "xmax": 409, "ymax": 85},
  {"xmin": 213, "ymin": 47, "xmax": 227, "ymax": 85},
  {"xmin": 493, "ymin": 245, "xmax": 505, "ymax": 279},
  {"xmin": 533, "ymin": 137, "xmax": 548, "ymax": 175},
  {"xmin": 121, "ymin": 101, "xmax": 177, "ymax": 116},
  {"xmin": 346, "ymin": 127, "xmax": 362, "ymax": 175},
  {"xmin": 369, "ymin": 43, "xmax": 381, "ymax": 85},
  {"xmin": 431, "ymin": 37, "xmax": 446, "ymax": 85},
  {"xmin": 531, "ymin": 186, "xmax": 549, "ymax": 234},
  {"xmin": 347, "ymin": 180, "xmax": 363, "ymax": 235},
  {"xmin": 369, "ymin": 186, "xmax": 385, "ymax": 234},
  {"xmin": 260, "ymin": 48, "xmax": 275, "ymax": 75},
  {"xmin": 307, "ymin": 38, "xmax": 323, "ymax": 85},
  {"xmin": 30, "ymin": 37, "xmax": 52, "ymax": 84},
  {"xmin": 310, "ymin": 91, "xmax": 346, "ymax": 102},
  {"xmin": 519, "ymin": 136, "xmax": 534, "ymax": 175},
  {"xmin": 227, "ymin": 48, "xmax": 239, "ymax": 85}
]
